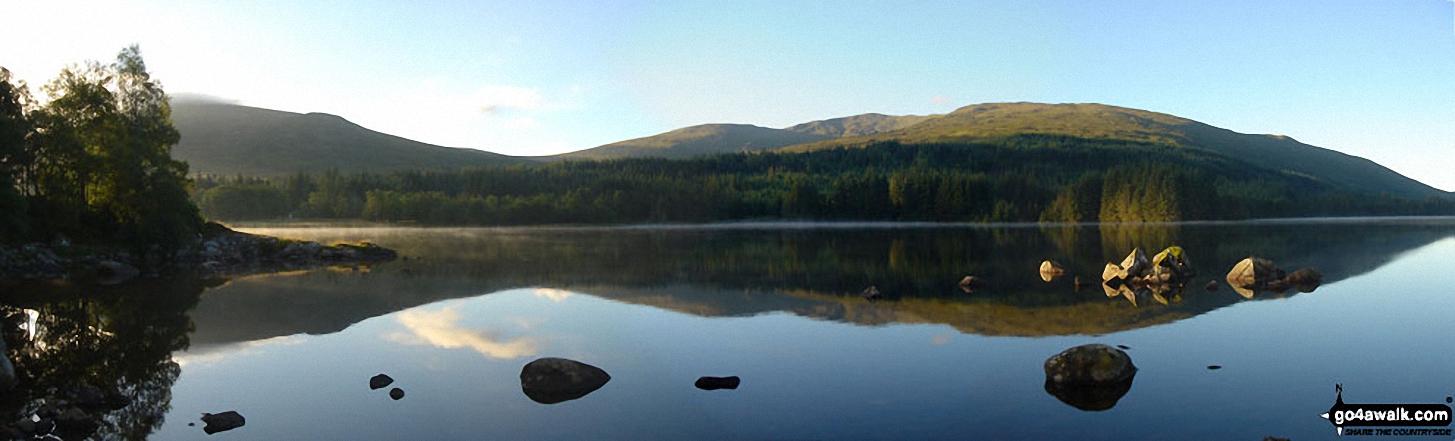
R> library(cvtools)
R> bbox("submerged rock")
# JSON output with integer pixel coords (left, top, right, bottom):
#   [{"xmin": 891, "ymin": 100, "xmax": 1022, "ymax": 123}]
[
  {"xmin": 1204, "ymin": 280, "xmax": 1219, "ymax": 291},
  {"xmin": 370, "ymin": 373, "xmax": 394, "ymax": 390},
  {"xmin": 1038, "ymin": 260, "xmax": 1067, "ymax": 282},
  {"xmin": 694, "ymin": 376, "xmax": 741, "ymax": 391},
  {"xmin": 1043, "ymin": 344, "xmax": 1138, "ymax": 411},
  {"xmin": 860, "ymin": 286, "xmax": 883, "ymax": 301},
  {"xmin": 201, "ymin": 411, "xmax": 246, "ymax": 434},
  {"xmin": 520, "ymin": 358, "xmax": 611, "ymax": 404},
  {"xmin": 1225, "ymin": 257, "xmax": 1284, "ymax": 288},
  {"xmin": 958, "ymin": 276, "xmax": 986, "ymax": 291}
]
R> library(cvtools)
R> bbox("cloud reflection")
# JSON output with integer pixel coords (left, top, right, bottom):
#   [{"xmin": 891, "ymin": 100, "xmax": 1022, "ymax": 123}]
[
  {"xmin": 532, "ymin": 288, "xmax": 573, "ymax": 303},
  {"xmin": 387, "ymin": 307, "xmax": 539, "ymax": 359},
  {"xmin": 175, "ymin": 335, "xmax": 306, "ymax": 368}
]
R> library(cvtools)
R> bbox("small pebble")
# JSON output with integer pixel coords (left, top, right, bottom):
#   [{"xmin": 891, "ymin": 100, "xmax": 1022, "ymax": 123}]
[
  {"xmin": 370, "ymin": 374, "xmax": 394, "ymax": 390},
  {"xmin": 389, "ymin": 388, "xmax": 405, "ymax": 400},
  {"xmin": 1207, "ymin": 365, "xmax": 1222, "ymax": 370},
  {"xmin": 694, "ymin": 376, "xmax": 741, "ymax": 391}
]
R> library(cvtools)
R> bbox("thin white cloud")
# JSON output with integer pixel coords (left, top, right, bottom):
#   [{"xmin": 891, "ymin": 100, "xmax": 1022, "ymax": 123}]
[
  {"xmin": 476, "ymin": 85, "xmax": 544, "ymax": 114},
  {"xmin": 291, "ymin": 80, "xmax": 592, "ymax": 155}
]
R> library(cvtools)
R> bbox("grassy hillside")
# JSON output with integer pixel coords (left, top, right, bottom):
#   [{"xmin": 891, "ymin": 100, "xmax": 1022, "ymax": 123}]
[
  {"xmin": 784, "ymin": 113, "xmax": 935, "ymax": 137},
  {"xmin": 780, "ymin": 102, "xmax": 1446, "ymax": 198},
  {"xmin": 171, "ymin": 101, "xmax": 527, "ymax": 176},
  {"xmin": 555, "ymin": 123, "xmax": 831, "ymax": 160}
]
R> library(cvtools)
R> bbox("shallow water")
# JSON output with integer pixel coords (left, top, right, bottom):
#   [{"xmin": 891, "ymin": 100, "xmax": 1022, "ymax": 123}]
[{"xmin": 5, "ymin": 220, "xmax": 1455, "ymax": 440}]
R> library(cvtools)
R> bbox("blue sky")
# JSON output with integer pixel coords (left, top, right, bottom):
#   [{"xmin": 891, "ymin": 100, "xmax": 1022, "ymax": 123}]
[{"xmin": 2, "ymin": 0, "xmax": 1453, "ymax": 190}]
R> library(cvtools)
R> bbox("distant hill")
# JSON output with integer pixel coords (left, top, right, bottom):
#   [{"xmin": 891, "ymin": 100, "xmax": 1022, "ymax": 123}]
[
  {"xmin": 170, "ymin": 100, "xmax": 526, "ymax": 176},
  {"xmin": 785, "ymin": 113, "xmax": 935, "ymax": 137},
  {"xmin": 554, "ymin": 124, "xmax": 832, "ymax": 160},
  {"xmin": 778, "ymin": 102, "xmax": 1446, "ymax": 198},
  {"xmin": 173, "ymin": 98, "xmax": 1445, "ymax": 200}
]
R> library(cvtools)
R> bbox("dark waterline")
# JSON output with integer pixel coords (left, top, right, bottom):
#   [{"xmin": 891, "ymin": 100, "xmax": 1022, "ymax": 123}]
[{"xmin": 230, "ymin": 215, "xmax": 1455, "ymax": 232}]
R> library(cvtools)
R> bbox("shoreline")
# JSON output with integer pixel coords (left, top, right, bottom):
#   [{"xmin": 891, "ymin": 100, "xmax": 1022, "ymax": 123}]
[
  {"xmin": 0, "ymin": 223, "xmax": 397, "ymax": 283},
  {"xmin": 226, "ymin": 215, "xmax": 1455, "ymax": 233}
]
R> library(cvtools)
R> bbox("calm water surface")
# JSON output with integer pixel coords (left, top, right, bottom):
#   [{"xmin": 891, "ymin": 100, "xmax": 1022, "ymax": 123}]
[{"xmin": 5, "ymin": 220, "xmax": 1455, "ymax": 440}]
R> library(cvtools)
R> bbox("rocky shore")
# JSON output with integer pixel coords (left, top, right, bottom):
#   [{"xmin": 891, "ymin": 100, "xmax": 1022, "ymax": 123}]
[{"xmin": 0, "ymin": 222, "xmax": 397, "ymax": 283}]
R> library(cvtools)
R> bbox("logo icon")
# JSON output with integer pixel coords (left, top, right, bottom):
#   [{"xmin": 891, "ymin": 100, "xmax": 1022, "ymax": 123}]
[{"xmin": 1319, "ymin": 384, "xmax": 1453, "ymax": 436}]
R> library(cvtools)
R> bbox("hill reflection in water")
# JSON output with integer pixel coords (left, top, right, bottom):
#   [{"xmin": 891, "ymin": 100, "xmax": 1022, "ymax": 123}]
[
  {"xmin": 192, "ymin": 220, "xmax": 1455, "ymax": 346},
  {"xmin": 5, "ymin": 219, "xmax": 1454, "ymax": 440}
]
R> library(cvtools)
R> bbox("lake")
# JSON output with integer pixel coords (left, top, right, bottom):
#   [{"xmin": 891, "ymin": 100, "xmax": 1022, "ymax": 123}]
[{"xmin": 4, "ymin": 219, "xmax": 1455, "ymax": 440}]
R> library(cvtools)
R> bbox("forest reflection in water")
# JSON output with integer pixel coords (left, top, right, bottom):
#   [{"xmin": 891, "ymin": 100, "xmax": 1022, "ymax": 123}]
[
  {"xmin": 1, "ymin": 219, "xmax": 1453, "ymax": 440},
  {"xmin": 207, "ymin": 219, "xmax": 1455, "ymax": 343},
  {"xmin": 0, "ymin": 278, "xmax": 212, "ymax": 440}
]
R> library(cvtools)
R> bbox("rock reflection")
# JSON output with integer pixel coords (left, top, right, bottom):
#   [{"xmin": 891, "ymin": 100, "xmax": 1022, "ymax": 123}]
[
  {"xmin": 1044, "ymin": 376, "xmax": 1136, "ymax": 412},
  {"xmin": 386, "ymin": 306, "xmax": 538, "ymax": 359}
]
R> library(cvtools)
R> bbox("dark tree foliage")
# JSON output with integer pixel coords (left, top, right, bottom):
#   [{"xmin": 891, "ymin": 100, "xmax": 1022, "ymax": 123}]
[
  {"xmin": 2, "ymin": 278, "xmax": 204, "ymax": 440},
  {"xmin": 0, "ymin": 47, "xmax": 200, "ymax": 249},
  {"xmin": 193, "ymin": 138, "xmax": 1455, "ymax": 225},
  {"xmin": 194, "ymin": 176, "xmax": 291, "ymax": 220},
  {"xmin": 1040, "ymin": 173, "xmax": 1103, "ymax": 223},
  {"xmin": 1099, "ymin": 163, "xmax": 1218, "ymax": 222},
  {"xmin": 0, "ymin": 68, "xmax": 31, "ymax": 240}
]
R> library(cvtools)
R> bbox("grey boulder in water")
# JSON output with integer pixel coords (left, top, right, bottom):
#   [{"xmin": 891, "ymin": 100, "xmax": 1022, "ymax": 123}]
[{"xmin": 520, "ymin": 357, "xmax": 611, "ymax": 404}]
